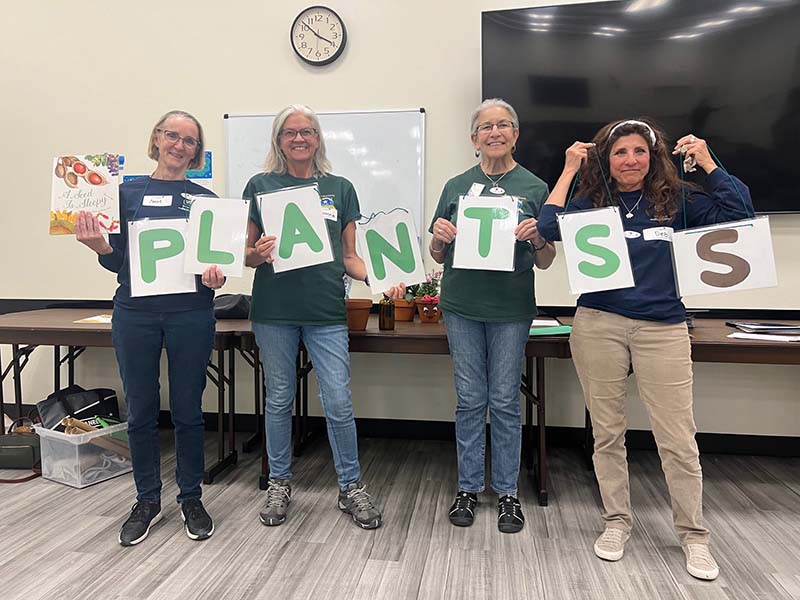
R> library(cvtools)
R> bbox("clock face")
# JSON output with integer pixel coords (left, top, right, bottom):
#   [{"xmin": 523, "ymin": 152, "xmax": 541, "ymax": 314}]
[{"xmin": 291, "ymin": 6, "xmax": 347, "ymax": 66}]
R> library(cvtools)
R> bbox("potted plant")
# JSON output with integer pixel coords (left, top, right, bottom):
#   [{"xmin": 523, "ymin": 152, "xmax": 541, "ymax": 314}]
[
  {"xmin": 413, "ymin": 271, "xmax": 442, "ymax": 324},
  {"xmin": 345, "ymin": 298, "xmax": 372, "ymax": 330}
]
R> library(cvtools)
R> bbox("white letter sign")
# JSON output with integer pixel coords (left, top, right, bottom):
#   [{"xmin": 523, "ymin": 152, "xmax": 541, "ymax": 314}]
[
  {"xmin": 356, "ymin": 210, "xmax": 426, "ymax": 294},
  {"xmin": 452, "ymin": 195, "xmax": 517, "ymax": 271},
  {"xmin": 129, "ymin": 219, "xmax": 196, "ymax": 297}
]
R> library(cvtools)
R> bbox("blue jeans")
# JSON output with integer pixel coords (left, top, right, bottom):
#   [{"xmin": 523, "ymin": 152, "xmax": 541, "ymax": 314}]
[
  {"xmin": 443, "ymin": 310, "xmax": 531, "ymax": 497},
  {"xmin": 252, "ymin": 322, "xmax": 360, "ymax": 489},
  {"xmin": 112, "ymin": 306, "xmax": 215, "ymax": 504}
]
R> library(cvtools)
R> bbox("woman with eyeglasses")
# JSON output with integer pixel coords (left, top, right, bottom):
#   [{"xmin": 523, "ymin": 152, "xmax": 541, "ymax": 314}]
[
  {"xmin": 429, "ymin": 98, "xmax": 556, "ymax": 533},
  {"xmin": 75, "ymin": 110, "xmax": 225, "ymax": 547},
  {"xmin": 243, "ymin": 104, "xmax": 403, "ymax": 531},
  {"xmin": 537, "ymin": 118, "xmax": 754, "ymax": 580}
]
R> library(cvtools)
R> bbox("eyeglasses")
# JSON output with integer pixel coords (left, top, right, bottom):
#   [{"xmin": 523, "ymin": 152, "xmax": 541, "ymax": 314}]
[
  {"xmin": 157, "ymin": 129, "xmax": 199, "ymax": 149},
  {"xmin": 280, "ymin": 128, "xmax": 318, "ymax": 140},
  {"xmin": 476, "ymin": 120, "xmax": 515, "ymax": 134}
]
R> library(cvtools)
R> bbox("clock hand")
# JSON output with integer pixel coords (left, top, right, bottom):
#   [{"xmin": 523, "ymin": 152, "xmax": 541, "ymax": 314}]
[{"xmin": 302, "ymin": 23, "xmax": 334, "ymax": 46}]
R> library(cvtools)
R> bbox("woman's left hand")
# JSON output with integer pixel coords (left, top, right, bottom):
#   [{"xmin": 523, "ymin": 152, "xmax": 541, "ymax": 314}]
[
  {"xmin": 201, "ymin": 265, "xmax": 226, "ymax": 289},
  {"xmin": 383, "ymin": 283, "xmax": 406, "ymax": 300},
  {"xmin": 515, "ymin": 217, "xmax": 544, "ymax": 245},
  {"xmin": 673, "ymin": 134, "xmax": 716, "ymax": 174}
]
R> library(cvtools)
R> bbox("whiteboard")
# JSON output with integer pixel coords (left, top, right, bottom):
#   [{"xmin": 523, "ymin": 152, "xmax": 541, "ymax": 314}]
[{"xmin": 225, "ymin": 109, "xmax": 425, "ymax": 233}]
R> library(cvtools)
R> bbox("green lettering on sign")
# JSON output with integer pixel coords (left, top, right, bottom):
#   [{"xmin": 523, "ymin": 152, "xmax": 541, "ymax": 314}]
[
  {"xmin": 279, "ymin": 202, "xmax": 324, "ymax": 259},
  {"xmin": 575, "ymin": 224, "xmax": 620, "ymax": 278},
  {"xmin": 139, "ymin": 228, "xmax": 185, "ymax": 283},
  {"xmin": 197, "ymin": 210, "xmax": 234, "ymax": 265},
  {"xmin": 365, "ymin": 222, "xmax": 416, "ymax": 280},
  {"xmin": 463, "ymin": 207, "xmax": 510, "ymax": 258}
]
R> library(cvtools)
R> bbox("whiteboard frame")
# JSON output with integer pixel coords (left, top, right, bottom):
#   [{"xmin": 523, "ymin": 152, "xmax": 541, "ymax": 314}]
[{"xmin": 224, "ymin": 108, "xmax": 425, "ymax": 236}]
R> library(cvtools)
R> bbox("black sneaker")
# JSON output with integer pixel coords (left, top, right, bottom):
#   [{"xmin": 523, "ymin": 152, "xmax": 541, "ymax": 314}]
[
  {"xmin": 180, "ymin": 498, "xmax": 214, "ymax": 541},
  {"xmin": 449, "ymin": 491, "xmax": 478, "ymax": 527},
  {"xmin": 259, "ymin": 478, "xmax": 292, "ymax": 526},
  {"xmin": 338, "ymin": 482, "xmax": 382, "ymax": 529},
  {"xmin": 497, "ymin": 495, "xmax": 525, "ymax": 533},
  {"xmin": 119, "ymin": 500, "xmax": 162, "ymax": 546}
]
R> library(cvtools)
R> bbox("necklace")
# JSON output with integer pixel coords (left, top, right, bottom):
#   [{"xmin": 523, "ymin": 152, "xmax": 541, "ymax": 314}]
[
  {"xmin": 618, "ymin": 190, "xmax": 644, "ymax": 219},
  {"xmin": 482, "ymin": 167, "xmax": 512, "ymax": 194}
]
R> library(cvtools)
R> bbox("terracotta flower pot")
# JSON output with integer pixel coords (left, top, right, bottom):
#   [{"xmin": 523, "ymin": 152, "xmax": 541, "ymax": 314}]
[
  {"xmin": 394, "ymin": 298, "xmax": 416, "ymax": 321},
  {"xmin": 345, "ymin": 298, "xmax": 373, "ymax": 331},
  {"xmin": 415, "ymin": 299, "xmax": 441, "ymax": 324}
]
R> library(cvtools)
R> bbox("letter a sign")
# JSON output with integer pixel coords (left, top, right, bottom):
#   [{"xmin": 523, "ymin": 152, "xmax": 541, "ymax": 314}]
[
  {"xmin": 257, "ymin": 184, "xmax": 334, "ymax": 273},
  {"xmin": 671, "ymin": 216, "xmax": 777, "ymax": 296},
  {"xmin": 557, "ymin": 207, "xmax": 635, "ymax": 294}
]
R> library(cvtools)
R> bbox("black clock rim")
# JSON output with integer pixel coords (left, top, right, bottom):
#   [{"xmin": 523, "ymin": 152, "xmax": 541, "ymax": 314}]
[{"xmin": 290, "ymin": 5, "xmax": 348, "ymax": 67}]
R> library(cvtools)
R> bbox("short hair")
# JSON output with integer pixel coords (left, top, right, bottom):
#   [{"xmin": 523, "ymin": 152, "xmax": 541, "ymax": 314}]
[
  {"xmin": 470, "ymin": 98, "xmax": 520, "ymax": 134},
  {"xmin": 147, "ymin": 110, "xmax": 205, "ymax": 171},
  {"xmin": 264, "ymin": 104, "xmax": 332, "ymax": 177}
]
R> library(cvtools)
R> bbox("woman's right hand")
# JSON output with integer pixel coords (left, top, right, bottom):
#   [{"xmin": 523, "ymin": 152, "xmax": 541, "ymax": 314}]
[
  {"xmin": 75, "ymin": 211, "xmax": 113, "ymax": 255},
  {"xmin": 563, "ymin": 142, "xmax": 595, "ymax": 175},
  {"xmin": 432, "ymin": 218, "xmax": 457, "ymax": 245},
  {"xmin": 254, "ymin": 234, "xmax": 277, "ymax": 263}
]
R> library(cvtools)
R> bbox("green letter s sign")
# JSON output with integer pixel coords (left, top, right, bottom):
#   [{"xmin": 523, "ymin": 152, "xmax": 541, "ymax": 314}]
[{"xmin": 575, "ymin": 224, "xmax": 620, "ymax": 279}]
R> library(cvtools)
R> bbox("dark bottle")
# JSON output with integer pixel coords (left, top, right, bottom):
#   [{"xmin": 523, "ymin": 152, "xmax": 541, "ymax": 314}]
[{"xmin": 379, "ymin": 295, "xmax": 395, "ymax": 330}]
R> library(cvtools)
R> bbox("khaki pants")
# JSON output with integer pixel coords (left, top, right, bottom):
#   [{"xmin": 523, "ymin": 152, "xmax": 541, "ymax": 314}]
[{"xmin": 570, "ymin": 306, "xmax": 709, "ymax": 545}]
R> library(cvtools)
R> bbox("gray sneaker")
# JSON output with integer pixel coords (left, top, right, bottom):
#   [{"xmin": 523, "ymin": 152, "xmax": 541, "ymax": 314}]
[
  {"xmin": 259, "ymin": 478, "xmax": 291, "ymax": 526},
  {"xmin": 338, "ymin": 481, "xmax": 382, "ymax": 529}
]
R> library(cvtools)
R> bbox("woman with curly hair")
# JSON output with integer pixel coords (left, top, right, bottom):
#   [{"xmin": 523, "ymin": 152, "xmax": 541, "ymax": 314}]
[{"xmin": 537, "ymin": 118, "xmax": 754, "ymax": 580}]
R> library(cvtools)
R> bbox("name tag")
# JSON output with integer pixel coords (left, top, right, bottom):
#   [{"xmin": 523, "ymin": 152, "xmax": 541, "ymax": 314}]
[
  {"xmin": 468, "ymin": 183, "xmax": 485, "ymax": 197},
  {"xmin": 643, "ymin": 227, "xmax": 674, "ymax": 242},
  {"xmin": 142, "ymin": 195, "xmax": 173, "ymax": 207},
  {"xmin": 321, "ymin": 196, "xmax": 338, "ymax": 221},
  {"xmin": 624, "ymin": 230, "xmax": 641, "ymax": 239}
]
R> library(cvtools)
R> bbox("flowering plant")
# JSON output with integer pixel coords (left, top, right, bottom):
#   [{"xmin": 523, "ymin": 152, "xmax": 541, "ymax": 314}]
[{"xmin": 405, "ymin": 270, "xmax": 441, "ymax": 302}]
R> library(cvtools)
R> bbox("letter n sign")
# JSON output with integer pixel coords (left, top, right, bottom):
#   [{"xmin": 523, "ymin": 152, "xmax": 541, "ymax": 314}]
[
  {"xmin": 671, "ymin": 216, "xmax": 777, "ymax": 296},
  {"xmin": 557, "ymin": 207, "xmax": 635, "ymax": 294}
]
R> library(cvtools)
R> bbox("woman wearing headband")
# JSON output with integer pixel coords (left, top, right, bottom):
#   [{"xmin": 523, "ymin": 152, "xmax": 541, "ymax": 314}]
[
  {"xmin": 429, "ymin": 98, "xmax": 555, "ymax": 533},
  {"xmin": 537, "ymin": 118, "xmax": 753, "ymax": 580}
]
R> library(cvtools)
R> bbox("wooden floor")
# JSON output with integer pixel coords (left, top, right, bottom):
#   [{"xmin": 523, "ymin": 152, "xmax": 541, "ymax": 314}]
[{"xmin": 1, "ymin": 434, "xmax": 798, "ymax": 600}]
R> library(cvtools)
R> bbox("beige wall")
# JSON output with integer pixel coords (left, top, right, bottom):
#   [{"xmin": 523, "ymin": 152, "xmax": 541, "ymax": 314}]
[{"xmin": 2, "ymin": 0, "xmax": 798, "ymax": 435}]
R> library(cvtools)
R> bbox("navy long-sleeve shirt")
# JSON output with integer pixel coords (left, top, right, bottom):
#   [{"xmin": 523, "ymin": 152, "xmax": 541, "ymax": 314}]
[
  {"xmin": 99, "ymin": 177, "xmax": 215, "ymax": 312},
  {"xmin": 537, "ymin": 168, "xmax": 754, "ymax": 323}
]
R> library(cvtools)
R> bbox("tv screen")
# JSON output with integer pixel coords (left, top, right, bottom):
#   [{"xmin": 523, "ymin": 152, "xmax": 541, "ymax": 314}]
[{"xmin": 482, "ymin": 0, "xmax": 800, "ymax": 214}]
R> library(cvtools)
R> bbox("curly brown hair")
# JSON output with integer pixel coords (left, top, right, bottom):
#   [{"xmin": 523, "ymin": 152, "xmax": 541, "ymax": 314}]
[{"xmin": 575, "ymin": 118, "xmax": 696, "ymax": 223}]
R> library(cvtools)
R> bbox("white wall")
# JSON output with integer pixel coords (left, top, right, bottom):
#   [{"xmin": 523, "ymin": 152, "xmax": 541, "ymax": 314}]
[{"xmin": 2, "ymin": 0, "xmax": 798, "ymax": 436}]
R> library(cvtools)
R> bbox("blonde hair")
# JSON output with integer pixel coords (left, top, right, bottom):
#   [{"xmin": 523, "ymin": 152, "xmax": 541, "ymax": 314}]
[
  {"xmin": 147, "ymin": 110, "xmax": 205, "ymax": 171},
  {"xmin": 263, "ymin": 104, "xmax": 332, "ymax": 177}
]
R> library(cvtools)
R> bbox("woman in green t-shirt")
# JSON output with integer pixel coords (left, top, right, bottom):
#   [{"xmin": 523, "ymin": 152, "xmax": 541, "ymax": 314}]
[
  {"xmin": 429, "ymin": 98, "xmax": 556, "ymax": 533},
  {"xmin": 243, "ymin": 104, "xmax": 402, "ymax": 531}
]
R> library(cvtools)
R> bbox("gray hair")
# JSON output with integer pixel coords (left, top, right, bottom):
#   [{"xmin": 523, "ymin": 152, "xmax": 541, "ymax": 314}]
[
  {"xmin": 470, "ymin": 98, "xmax": 520, "ymax": 135},
  {"xmin": 148, "ymin": 110, "xmax": 205, "ymax": 170},
  {"xmin": 264, "ymin": 104, "xmax": 332, "ymax": 177}
]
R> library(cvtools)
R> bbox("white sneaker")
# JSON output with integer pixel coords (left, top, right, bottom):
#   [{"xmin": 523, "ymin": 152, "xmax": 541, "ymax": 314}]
[
  {"xmin": 593, "ymin": 527, "xmax": 630, "ymax": 561},
  {"xmin": 684, "ymin": 543, "xmax": 719, "ymax": 580}
]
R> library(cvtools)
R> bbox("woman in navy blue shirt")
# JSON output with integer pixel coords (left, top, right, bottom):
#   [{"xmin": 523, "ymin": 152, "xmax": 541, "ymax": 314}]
[
  {"xmin": 76, "ymin": 110, "xmax": 225, "ymax": 547},
  {"xmin": 537, "ymin": 119, "xmax": 753, "ymax": 581}
]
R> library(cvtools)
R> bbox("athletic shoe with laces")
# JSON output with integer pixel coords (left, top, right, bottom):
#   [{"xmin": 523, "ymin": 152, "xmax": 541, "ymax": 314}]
[
  {"xmin": 684, "ymin": 543, "xmax": 720, "ymax": 580},
  {"xmin": 118, "ymin": 499, "xmax": 162, "ymax": 547},
  {"xmin": 259, "ymin": 478, "xmax": 292, "ymax": 526},
  {"xmin": 593, "ymin": 527, "xmax": 630, "ymax": 561},
  {"xmin": 448, "ymin": 491, "xmax": 478, "ymax": 527},
  {"xmin": 497, "ymin": 495, "xmax": 525, "ymax": 533},
  {"xmin": 338, "ymin": 481, "xmax": 382, "ymax": 529},
  {"xmin": 180, "ymin": 498, "xmax": 214, "ymax": 540}
]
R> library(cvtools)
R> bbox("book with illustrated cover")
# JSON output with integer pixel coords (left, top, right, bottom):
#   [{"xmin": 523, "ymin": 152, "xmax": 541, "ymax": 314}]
[{"xmin": 50, "ymin": 153, "xmax": 120, "ymax": 235}]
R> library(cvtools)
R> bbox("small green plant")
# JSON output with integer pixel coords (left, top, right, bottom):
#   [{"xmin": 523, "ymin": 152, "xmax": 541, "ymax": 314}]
[{"xmin": 405, "ymin": 270, "xmax": 442, "ymax": 302}]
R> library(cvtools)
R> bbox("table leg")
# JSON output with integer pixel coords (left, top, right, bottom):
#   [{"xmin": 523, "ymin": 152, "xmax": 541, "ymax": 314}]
[
  {"xmin": 242, "ymin": 347, "xmax": 264, "ymax": 453},
  {"xmin": 227, "ymin": 346, "xmax": 237, "ymax": 458},
  {"xmin": 204, "ymin": 347, "xmax": 237, "ymax": 483},
  {"xmin": 12, "ymin": 344, "xmax": 23, "ymax": 419},
  {"xmin": 535, "ymin": 357, "xmax": 548, "ymax": 506},
  {"xmin": 0, "ymin": 346, "xmax": 6, "ymax": 434},
  {"xmin": 54, "ymin": 346, "xmax": 61, "ymax": 393},
  {"xmin": 68, "ymin": 346, "xmax": 76, "ymax": 386}
]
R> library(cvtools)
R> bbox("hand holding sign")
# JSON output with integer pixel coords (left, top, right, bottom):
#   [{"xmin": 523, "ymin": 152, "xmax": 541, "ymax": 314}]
[
  {"xmin": 75, "ymin": 210, "xmax": 113, "ymax": 255},
  {"xmin": 432, "ymin": 217, "xmax": 457, "ymax": 245},
  {"xmin": 254, "ymin": 234, "xmax": 277, "ymax": 264},
  {"xmin": 201, "ymin": 265, "xmax": 226, "ymax": 290},
  {"xmin": 564, "ymin": 142, "xmax": 595, "ymax": 175},
  {"xmin": 672, "ymin": 134, "xmax": 715, "ymax": 174}
]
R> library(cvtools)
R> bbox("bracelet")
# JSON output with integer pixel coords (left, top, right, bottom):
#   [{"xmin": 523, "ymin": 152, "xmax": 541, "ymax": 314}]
[
  {"xmin": 531, "ymin": 239, "xmax": 547, "ymax": 252},
  {"xmin": 430, "ymin": 239, "xmax": 447, "ymax": 253}
]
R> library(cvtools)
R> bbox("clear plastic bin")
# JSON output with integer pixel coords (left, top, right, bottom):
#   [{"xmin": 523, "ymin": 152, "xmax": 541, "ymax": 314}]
[{"xmin": 35, "ymin": 423, "xmax": 132, "ymax": 488}]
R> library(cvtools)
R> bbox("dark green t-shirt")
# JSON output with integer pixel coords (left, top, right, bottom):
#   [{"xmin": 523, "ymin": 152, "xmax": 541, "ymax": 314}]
[
  {"xmin": 244, "ymin": 172, "xmax": 361, "ymax": 325},
  {"xmin": 429, "ymin": 164, "xmax": 549, "ymax": 322}
]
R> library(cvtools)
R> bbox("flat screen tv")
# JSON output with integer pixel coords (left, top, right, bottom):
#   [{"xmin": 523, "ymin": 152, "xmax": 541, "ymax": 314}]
[{"xmin": 482, "ymin": 0, "xmax": 800, "ymax": 214}]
